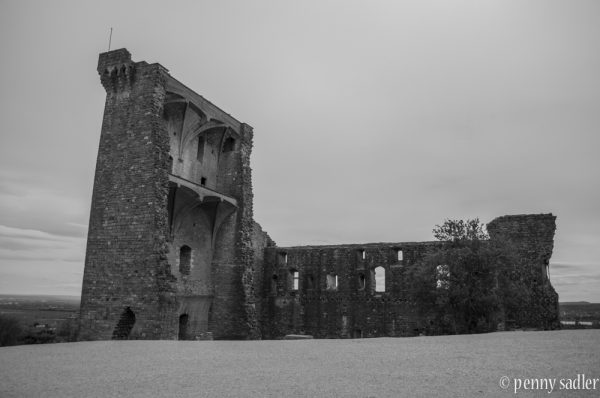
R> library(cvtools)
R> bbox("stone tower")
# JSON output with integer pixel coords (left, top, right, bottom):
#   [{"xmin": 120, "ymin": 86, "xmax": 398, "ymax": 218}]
[
  {"xmin": 487, "ymin": 214, "xmax": 560, "ymax": 329},
  {"xmin": 79, "ymin": 49, "xmax": 271, "ymax": 340}
]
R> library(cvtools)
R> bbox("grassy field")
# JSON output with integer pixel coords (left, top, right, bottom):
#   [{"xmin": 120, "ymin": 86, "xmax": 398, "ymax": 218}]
[{"xmin": 1, "ymin": 330, "xmax": 598, "ymax": 397}]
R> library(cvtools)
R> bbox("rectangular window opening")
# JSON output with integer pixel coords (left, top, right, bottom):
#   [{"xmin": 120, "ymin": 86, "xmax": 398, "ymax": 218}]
[
  {"xmin": 358, "ymin": 249, "xmax": 365, "ymax": 260},
  {"xmin": 223, "ymin": 137, "xmax": 235, "ymax": 152},
  {"xmin": 291, "ymin": 271, "xmax": 299, "ymax": 290},
  {"xmin": 327, "ymin": 274, "xmax": 338, "ymax": 291},
  {"xmin": 374, "ymin": 266, "xmax": 386, "ymax": 292},
  {"xmin": 278, "ymin": 252, "xmax": 288, "ymax": 265}
]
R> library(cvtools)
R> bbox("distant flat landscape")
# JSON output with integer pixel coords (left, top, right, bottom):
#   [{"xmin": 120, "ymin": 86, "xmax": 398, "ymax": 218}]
[
  {"xmin": 2, "ymin": 295, "xmax": 599, "ymax": 328},
  {"xmin": 1, "ymin": 330, "xmax": 599, "ymax": 397},
  {"xmin": 0, "ymin": 295, "xmax": 80, "ymax": 328}
]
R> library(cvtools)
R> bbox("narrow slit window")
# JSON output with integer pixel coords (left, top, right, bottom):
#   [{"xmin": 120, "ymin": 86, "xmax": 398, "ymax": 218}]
[
  {"xmin": 358, "ymin": 273, "xmax": 366, "ymax": 290},
  {"xmin": 197, "ymin": 135, "xmax": 205, "ymax": 162},
  {"xmin": 291, "ymin": 270, "xmax": 299, "ymax": 290},
  {"xmin": 200, "ymin": 177, "xmax": 207, "ymax": 186},
  {"xmin": 358, "ymin": 249, "xmax": 365, "ymax": 260}
]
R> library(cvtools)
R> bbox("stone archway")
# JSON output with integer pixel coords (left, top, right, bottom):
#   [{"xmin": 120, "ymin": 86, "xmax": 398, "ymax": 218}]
[
  {"xmin": 178, "ymin": 313, "xmax": 189, "ymax": 340},
  {"xmin": 112, "ymin": 307, "xmax": 135, "ymax": 340}
]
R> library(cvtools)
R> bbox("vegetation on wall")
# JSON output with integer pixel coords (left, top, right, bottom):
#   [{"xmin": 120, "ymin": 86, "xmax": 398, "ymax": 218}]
[{"xmin": 408, "ymin": 218, "xmax": 529, "ymax": 335}]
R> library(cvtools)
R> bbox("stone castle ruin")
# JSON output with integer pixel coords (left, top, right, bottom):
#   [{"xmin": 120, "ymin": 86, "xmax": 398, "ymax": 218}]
[{"xmin": 79, "ymin": 49, "xmax": 559, "ymax": 340}]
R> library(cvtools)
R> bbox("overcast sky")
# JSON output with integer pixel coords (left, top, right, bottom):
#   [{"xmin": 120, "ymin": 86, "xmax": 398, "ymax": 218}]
[{"xmin": 0, "ymin": 0, "xmax": 598, "ymax": 302}]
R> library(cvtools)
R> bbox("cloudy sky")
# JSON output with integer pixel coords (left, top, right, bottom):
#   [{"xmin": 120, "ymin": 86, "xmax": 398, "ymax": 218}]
[{"xmin": 0, "ymin": 0, "xmax": 598, "ymax": 302}]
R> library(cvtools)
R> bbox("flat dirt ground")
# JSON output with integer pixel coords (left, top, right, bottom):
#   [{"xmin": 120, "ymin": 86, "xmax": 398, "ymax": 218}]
[{"xmin": 1, "ymin": 330, "xmax": 598, "ymax": 397}]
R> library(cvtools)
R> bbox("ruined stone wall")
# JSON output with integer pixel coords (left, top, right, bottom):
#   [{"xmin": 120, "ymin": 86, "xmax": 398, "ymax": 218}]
[
  {"xmin": 251, "ymin": 222, "xmax": 275, "ymax": 337},
  {"xmin": 261, "ymin": 243, "xmax": 438, "ymax": 339},
  {"xmin": 79, "ymin": 49, "xmax": 177, "ymax": 340},
  {"xmin": 487, "ymin": 214, "xmax": 559, "ymax": 329},
  {"xmin": 206, "ymin": 123, "xmax": 261, "ymax": 339},
  {"xmin": 81, "ymin": 50, "xmax": 559, "ymax": 341},
  {"xmin": 261, "ymin": 214, "xmax": 560, "ymax": 338}
]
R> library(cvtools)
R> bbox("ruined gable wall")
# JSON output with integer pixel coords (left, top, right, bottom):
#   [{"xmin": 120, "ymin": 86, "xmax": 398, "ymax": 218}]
[{"xmin": 487, "ymin": 214, "xmax": 559, "ymax": 329}]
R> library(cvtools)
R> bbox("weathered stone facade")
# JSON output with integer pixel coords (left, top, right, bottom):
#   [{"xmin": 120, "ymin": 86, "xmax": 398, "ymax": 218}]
[
  {"xmin": 266, "ymin": 215, "xmax": 560, "ymax": 338},
  {"xmin": 261, "ymin": 242, "xmax": 438, "ymax": 339},
  {"xmin": 79, "ymin": 49, "xmax": 272, "ymax": 340},
  {"xmin": 80, "ymin": 50, "xmax": 559, "ymax": 340},
  {"xmin": 487, "ymin": 214, "xmax": 559, "ymax": 330}
]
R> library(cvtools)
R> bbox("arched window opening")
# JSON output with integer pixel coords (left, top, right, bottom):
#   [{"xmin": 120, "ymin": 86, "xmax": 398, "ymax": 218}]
[
  {"xmin": 178, "ymin": 313, "xmax": 189, "ymax": 340},
  {"xmin": 290, "ymin": 270, "xmax": 299, "ymax": 290},
  {"xmin": 168, "ymin": 156, "xmax": 174, "ymax": 173},
  {"xmin": 179, "ymin": 245, "xmax": 192, "ymax": 275},
  {"xmin": 326, "ymin": 274, "xmax": 338, "ymax": 291},
  {"xmin": 223, "ymin": 137, "xmax": 235, "ymax": 152},
  {"xmin": 358, "ymin": 273, "xmax": 366, "ymax": 290},
  {"xmin": 374, "ymin": 266, "xmax": 386, "ymax": 292},
  {"xmin": 112, "ymin": 307, "xmax": 136, "ymax": 340},
  {"xmin": 197, "ymin": 135, "xmax": 205, "ymax": 162}
]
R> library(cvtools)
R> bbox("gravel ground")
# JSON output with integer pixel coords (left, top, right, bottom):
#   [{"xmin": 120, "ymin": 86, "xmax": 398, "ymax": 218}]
[{"xmin": 1, "ymin": 330, "xmax": 598, "ymax": 397}]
